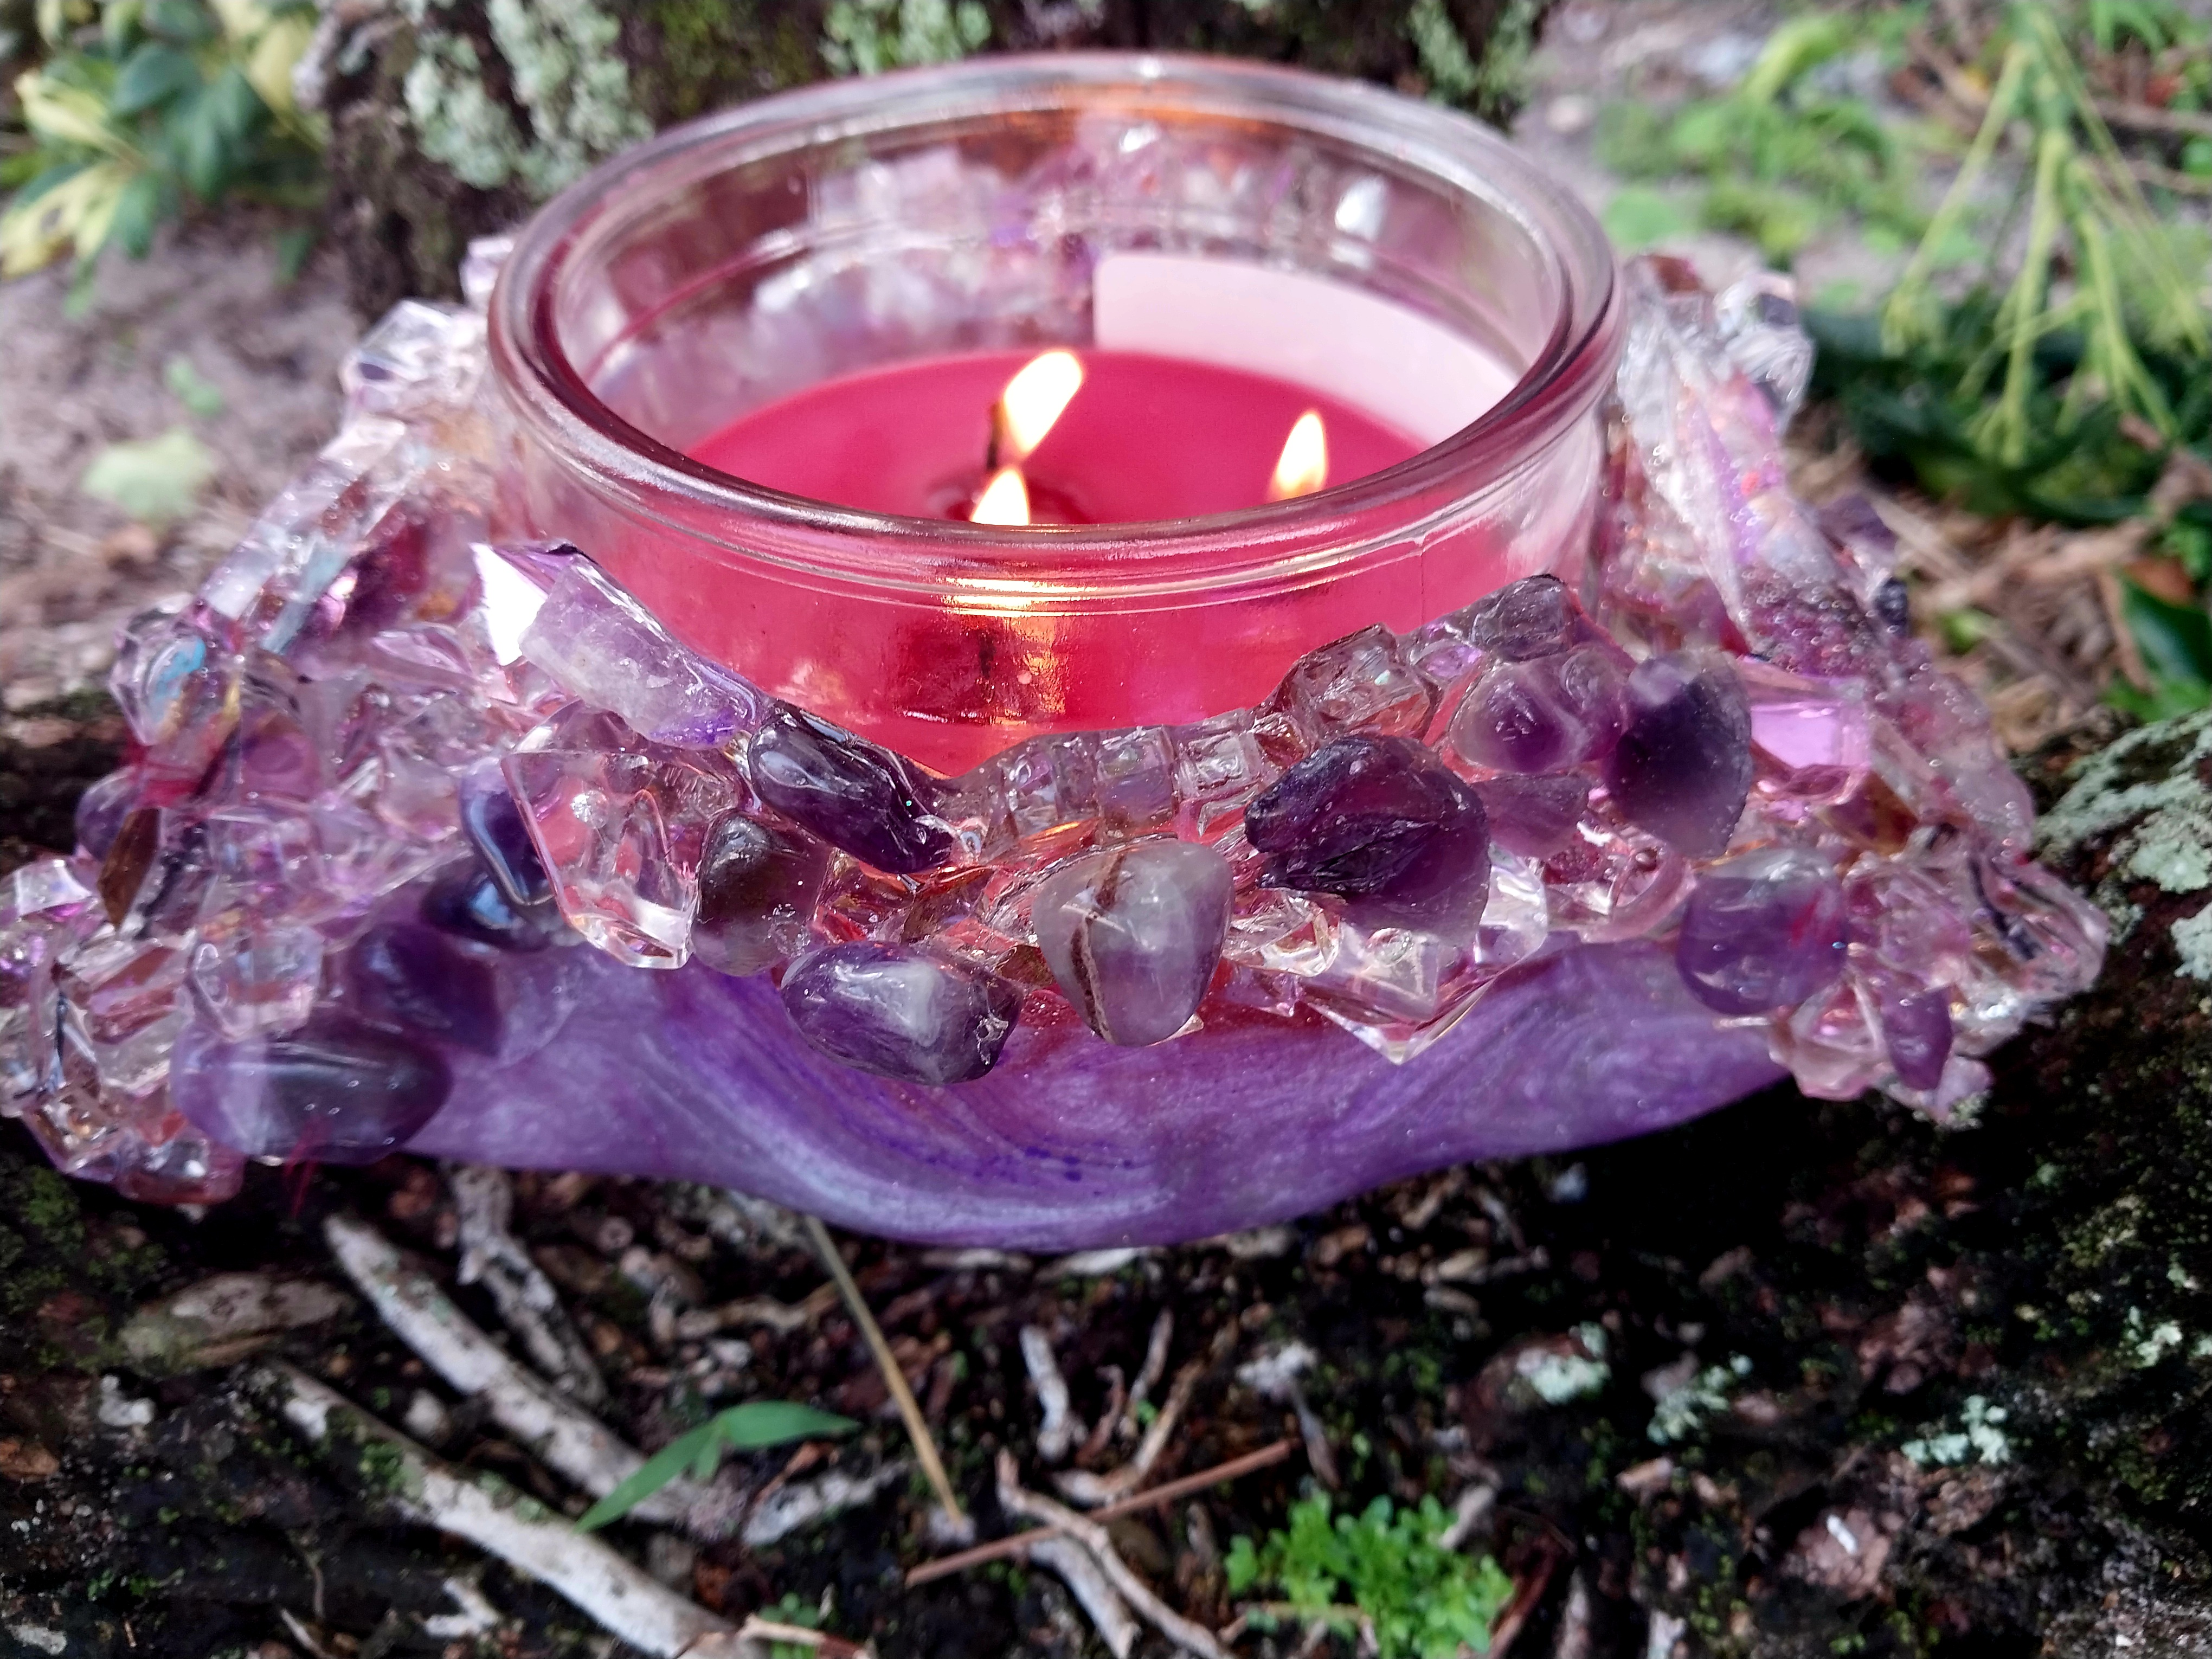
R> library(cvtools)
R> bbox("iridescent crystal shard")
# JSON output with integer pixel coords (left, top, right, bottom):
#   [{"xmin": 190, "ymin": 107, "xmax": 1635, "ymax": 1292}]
[{"xmin": 0, "ymin": 253, "xmax": 2106, "ymax": 1243}]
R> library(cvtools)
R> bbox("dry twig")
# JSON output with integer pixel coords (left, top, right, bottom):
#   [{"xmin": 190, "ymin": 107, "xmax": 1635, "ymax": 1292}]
[
  {"xmin": 449, "ymin": 1165, "xmax": 607, "ymax": 1405},
  {"xmin": 1057, "ymin": 1359, "xmax": 1203, "ymax": 1506},
  {"xmin": 323, "ymin": 1213, "xmax": 721, "ymax": 1531},
  {"xmin": 904, "ymin": 1440, "xmax": 1294, "ymax": 1587},
  {"xmin": 1029, "ymin": 1535, "xmax": 1139, "ymax": 1658},
  {"xmin": 1021, "ymin": 1326, "xmax": 1085, "ymax": 1463},
  {"xmin": 997, "ymin": 1452, "xmax": 1231, "ymax": 1659},
  {"xmin": 263, "ymin": 1365, "xmax": 730, "ymax": 1657},
  {"xmin": 802, "ymin": 1214, "xmax": 965, "ymax": 1531}
]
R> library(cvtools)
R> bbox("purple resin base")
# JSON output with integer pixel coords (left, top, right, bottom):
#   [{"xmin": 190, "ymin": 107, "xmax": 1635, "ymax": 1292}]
[{"xmin": 391, "ymin": 943, "xmax": 1776, "ymax": 1246}]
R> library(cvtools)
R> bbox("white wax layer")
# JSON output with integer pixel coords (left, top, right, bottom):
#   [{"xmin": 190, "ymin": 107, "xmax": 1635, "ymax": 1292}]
[{"xmin": 1091, "ymin": 254, "xmax": 1517, "ymax": 446}]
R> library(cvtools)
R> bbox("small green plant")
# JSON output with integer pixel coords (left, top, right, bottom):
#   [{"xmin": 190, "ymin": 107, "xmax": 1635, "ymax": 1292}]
[
  {"xmin": 1224, "ymin": 1494, "xmax": 1515, "ymax": 1659},
  {"xmin": 1597, "ymin": 13, "xmax": 1927, "ymax": 262},
  {"xmin": 575, "ymin": 1401, "xmax": 856, "ymax": 1531},
  {"xmin": 1882, "ymin": 3, "xmax": 2210, "ymax": 470},
  {"xmin": 1, "ymin": 0, "xmax": 324, "ymax": 279}
]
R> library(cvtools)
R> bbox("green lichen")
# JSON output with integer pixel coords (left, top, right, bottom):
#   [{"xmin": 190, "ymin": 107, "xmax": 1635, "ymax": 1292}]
[
  {"xmin": 401, "ymin": 0, "xmax": 651, "ymax": 197},
  {"xmin": 821, "ymin": 0, "xmax": 988, "ymax": 76},
  {"xmin": 1900, "ymin": 1394, "xmax": 2012, "ymax": 1468}
]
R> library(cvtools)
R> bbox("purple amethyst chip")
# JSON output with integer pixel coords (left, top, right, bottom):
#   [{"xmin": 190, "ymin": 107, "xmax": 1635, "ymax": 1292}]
[
  {"xmin": 1881, "ymin": 985, "xmax": 1954, "ymax": 1091},
  {"xmin": 171, "ymin": 1012, "xmax": 452, "ymax": 1165},
  {"xmin": 460, "ymin": 768, "xmax": 554, "ymax": 908},
  {"xmin": 1032, "ymin": 841, "xmax": 1234, "ymax": 1047},
  {"xmin": 749, "ymin": 705, "xmax": 953, "ymax": 875},
  {"xmin": 692, "ymin": 813, "xmax": 831, "ymax": 978},
  {"xmin": 1604, "ymin": 651, "xmax": 1753, "ymax": 858},
  {"xmin": 1245, "ymin": 735, "xmax": 1489, "ymax": 924},
  {"xmin": 780, "ymin": 941, "xmax": 1020, "ymax": 1084},
  {"xmin": 1449, "ymin": 646, "xmax": 1628, "ymax": 775},
  {"xmin": 1674, "ymin": 846, "xmax": 1847, "ymax": 1014},
  {"xmin": 345, "ymin": 921, "xmax": 504, "ymax": 1053}
]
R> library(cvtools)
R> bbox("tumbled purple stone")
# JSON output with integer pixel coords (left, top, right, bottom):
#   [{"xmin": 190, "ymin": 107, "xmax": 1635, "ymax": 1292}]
[
  {"xmin": 460, "ymin": 769, "xmax": 553, "ymax": 908},
  {"xmin": 749, "ymin": 705, "xmax": 953, "ymax": 875},
  {"xmin": 1881, "ymin": 986, "xmax": 1954, "ymax": 1091},
  {"xmin": 421, "ymin": 864, "xmax": 566, "ymax": 952},
  {"xmin": 1032, "ymin": 841, "xmax": 1234, "ymax": 1047},
  {"xmin": 345, "ymin": 921, "xmax": 503, "ymax": 1053},
  {"xmin": 1475, "ymin": 774, "xmax": 1592, "ymax": 858},
  {"xmin": 1449, "ymin": 647, "xmax": 1628, "ymax": 775},
  {"xmin": 1245, "ymin": 736, "xmax": 1490, "ymax": 924},
  {"xmin": 780, "ymin": 941, "xmax": 1020, "ymax": 1084},
  {"xmin": 171, "ymin": 1012, "xmax": 452, "ymax": 1165},
  {"xmin": 692, "ymin": 813, "xmax": 831, "ymax": 978},
  {"xmin": 1605, "ymin": 652, "xmax": 1753, "ymax": 858},
  {"xmin": 1675, "ymin": 846, "xmax": 1847, "ymax": 1014},
  {"xmin": 1469, "ymin": 575, "xmax": 1575, "ymax": 661}
]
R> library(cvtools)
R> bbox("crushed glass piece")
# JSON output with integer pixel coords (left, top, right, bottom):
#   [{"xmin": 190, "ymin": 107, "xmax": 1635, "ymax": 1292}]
[{"xmin": 1674, "ymin": 846, "xmax": 1849, "ymax": 1014}]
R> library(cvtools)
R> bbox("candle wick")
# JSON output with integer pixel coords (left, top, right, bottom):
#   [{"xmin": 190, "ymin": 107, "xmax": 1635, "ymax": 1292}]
[{"xmin": 985, "ymin": 400, "xmax": 1007, "ymax": 473}]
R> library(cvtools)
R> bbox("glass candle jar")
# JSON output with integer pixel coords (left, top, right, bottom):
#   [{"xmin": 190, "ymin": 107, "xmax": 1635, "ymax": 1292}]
[{"xmin": 488, "ymin": 54, "xmax": 1623, "ymax": 774}]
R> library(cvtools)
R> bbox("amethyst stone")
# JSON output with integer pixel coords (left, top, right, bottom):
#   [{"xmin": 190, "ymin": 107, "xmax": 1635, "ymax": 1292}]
[
  {"xmin": 1604, "ymin": 652, "xmax": 1754, "ymax": 858},
  {"xmin": 1469, "ymin": 575, "xmax": 1576, "ymax": 661},
  {"xmin": 749, "ymin": 705, "xmax": 953, "ymax": 875},
  {"xmin": 1449, "ymin": 647, "xmax": 1628, "ymax": 775},
  {"xmin": 421, "ymin": 865, "xmax": 565, "ymax": 952},
  {"xmin": 74, "ymin": 771, "xmax": 138, "ymax": 863},
  {"xmin": 1475, "ymin": 774, "xmax": 1592, "ymax": 858},
  {"xmin": 171, "ymin": 1012, "xmax": 452, "ymax": 1165},
  {"xmin": 780, "ymin": 941, "xmax": 1020, "ymax": 1084},
  {"xmin": 1032, "ymin": 842, "xmax": 1234, "ymax": 1047},
  {"xmin": 1245, "ymin": 736, "xmax": 1490, "ymax": 924},
  {"xmin": 692, "ymin": 813, "xmax": 831, "ymax": 978},
  {"xmin": 1882, "ymin": 986, "xmax": 1954, "ymax": 1091},
  {"xmin": 460, "ymin": 771, "xmax": 554, "ymax": 908},
  {"xmin": 345, "ymin": 921, "xmax": 503, "ymax": 1053},
  {"xmin": 1675, "ymin": 847, "xmax": 1847, "ymax": 1014}
]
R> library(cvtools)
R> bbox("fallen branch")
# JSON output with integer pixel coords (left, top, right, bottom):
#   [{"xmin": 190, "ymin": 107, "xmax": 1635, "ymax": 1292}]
[
  {"xmin": 803, "ymin": 1214, "xmax": 965, "ymax": 1531},
  {"xmin": 1021, "ymin": 1326, "xmax": 1085, "ymax": 1463},
  {"xmin": 1056, "ymin": 1359, "xmax": 1201, "ymax": 1506},
  {"xmin": 449, "ymin": 1165, "xmax": 608, "ymax": 1405},
  {"xmin": 1120, "ymin": 1310, "xmax": 1174, "ymax": 1443},
  {"xmin": 322, "ymin": 1213, "xmax": 716, "ymax": 1532},
  {"xmin": 743, "ymin": 1462, "xmax": 911, "ymax": 1549},
  {"xmin": 996, "ymin": 1452, "xmax": 1230, "ymax": 1659},
  {"xmin": 260, "ymin": 1364, "xmax": 730, "ymax": 1658},
  {"xmin": 1029, "ymin": 1535, "xmax": 1139, "ymax": 1658},
  {"xmin": 904, "ymin": 1439, "xmax": 1293, "ymax": 1587}
]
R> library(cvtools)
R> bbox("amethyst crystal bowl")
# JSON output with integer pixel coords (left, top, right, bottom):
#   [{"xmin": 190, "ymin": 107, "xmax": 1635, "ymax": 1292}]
[{"xmin": 0, "ymin": 106, "xmax": 2104, "ymax": 1247}]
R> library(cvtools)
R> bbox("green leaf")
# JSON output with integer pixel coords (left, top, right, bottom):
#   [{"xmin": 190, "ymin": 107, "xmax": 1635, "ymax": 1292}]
[
  {"xmin": 1602, "ymin": 186, "xmax": 1694, "ymax": 250},
  {"xmin": 575, "ymin": 1424, "xmax": 722, "ymax": 1533},
  {"xmin": 706, "ymin": 1400, "xmax": 856, "ymax": 1450},
  {"xmin": 574, "ymin": 1401, "xmax": 854, "ymax": 1532},
  {"xmin": 113, "ymin": 43, "xmax": 199, "ymax": 114},
  {"xmin": 163, "ymin": 353, "xmax": 226, "ymax": 417},
  {"xmin": 79, "ymin": 426, "xmax": 216, "ymax": 527},
  {"xmin": 2119, "ymin": 578, "xmax": 2212, "ymax": 690},
  {"xmin": 111, "ymin": 170, "xmax": 167, "ymax": 258},
  {"xmin": 142, "ymin": 0, "xmax": 213, "ymax": 42}
]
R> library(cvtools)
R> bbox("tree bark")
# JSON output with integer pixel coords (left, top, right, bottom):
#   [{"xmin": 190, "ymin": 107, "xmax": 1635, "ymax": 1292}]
[{"xmin": 309, "ymin": 0, "xmax": 1548, "ymax": 316}]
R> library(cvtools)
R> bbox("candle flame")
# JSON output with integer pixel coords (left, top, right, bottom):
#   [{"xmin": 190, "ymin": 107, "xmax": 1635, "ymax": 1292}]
[
  {"xmin": 970, "ymin": 465, "xmax": 1032, "ymax": 526},
  {"xmin": 1268, "ymin": 410, "xmax": 1329, "ymax": 501},
  {"xmin": 995, "ymin": 350, "xmax": 1084, "ymax": 464}
]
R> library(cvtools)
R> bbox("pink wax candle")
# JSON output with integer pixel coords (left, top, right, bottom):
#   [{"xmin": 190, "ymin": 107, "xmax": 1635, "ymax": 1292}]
[{"xmin": 689, "ymin": 349, "xmax": 1420, "ymax": 524}]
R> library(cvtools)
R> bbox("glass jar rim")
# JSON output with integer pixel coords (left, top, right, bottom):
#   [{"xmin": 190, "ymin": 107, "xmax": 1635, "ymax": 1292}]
[{"xmin": 488, "ymin": 52, "xmax": 1623, "ymax": 595}]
